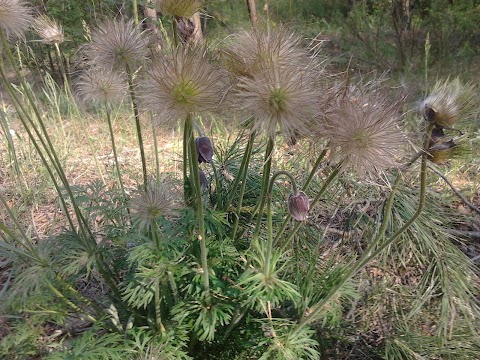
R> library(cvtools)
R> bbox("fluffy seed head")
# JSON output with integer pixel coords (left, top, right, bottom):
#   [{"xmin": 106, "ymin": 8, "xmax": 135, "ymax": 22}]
[
  {"xmin": 237, "ymin": 62, "xmax": 317, "ymax": 140},
  {"xmin": 155, "ymin": 0, "xmax": 204, "ymax": 18},
  {"xmin": 141, "ymin": 46, "xmax": 230, "ymax": 122},
  {"xmin": 0, "ymin": 0, "xmax": 32, "ymax": 38},
  {"xmin": 325, "ymin": 89, "xmax": 405, "ymax": 176},
  {"xmin": 75, "ymin": 68, "xmax": 127, "ymax": 105},
  {"xmin": 224, "ymin": 27, "xmax": 311, "ymax": 78},
  {"xmin": 87, "ymin": 19, "xmax": 148, "ymax": 71},
  {"xmin": 421, "ymin": 78, "xmax": 477, "ymax": 128},
  {"xmin": 32, "ymin": 14, "xmax": 64, "ymax": 44},
  {"xmin": 130, "ymin": 183, "xmax": 179, "ymax": 230}
]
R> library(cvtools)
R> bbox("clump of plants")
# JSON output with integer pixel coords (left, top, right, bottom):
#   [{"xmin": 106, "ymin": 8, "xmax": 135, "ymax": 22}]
[{"xmin": 1, "ymin": 1, "xmax": 479, "ymax": 359}]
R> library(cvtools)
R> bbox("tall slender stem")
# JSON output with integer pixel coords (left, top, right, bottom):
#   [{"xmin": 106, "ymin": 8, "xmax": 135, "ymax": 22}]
[
  {"xmin": 225, "ymin": 131, "xmax": 256, "ymax": 211},
  {"xmin": 265, "ymin": 171, "xmax": 298, "ymax": 274},
  {"xmin": 125, "ymin": 64, "xmax": 148, "ymax": 187},
  {"xmin": 105, "ymin": 106, "xmax": 125, "ymax": 193},
  {"xmin": 252, "ymin": 136, "xmax": 275, "ymax": 238},
  {"xmin": 150, "ymin": 113, "xmax": 161, "ymax": 181},
  {"xmin": 186, "ymin": 114, "xmax": 210, "ymax": 302},
  {"xmin": 293, "ymin": 124, "xmax": 435, "ymax": 334},
  {"xmin": 303, "ymin": 146, "xmax": 329, "ymax": 191}
]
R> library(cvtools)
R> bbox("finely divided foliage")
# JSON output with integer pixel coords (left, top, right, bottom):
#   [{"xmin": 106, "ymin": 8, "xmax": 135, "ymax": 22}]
[{"xmin": 1, "ymin": 3, "xmax": 480, "ymax": 359}]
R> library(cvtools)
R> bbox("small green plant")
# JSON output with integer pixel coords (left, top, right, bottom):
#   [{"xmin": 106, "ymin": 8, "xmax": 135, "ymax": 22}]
[{"xmin": 1, "ymin": 1, "xmax": 479, "ymax": 359}]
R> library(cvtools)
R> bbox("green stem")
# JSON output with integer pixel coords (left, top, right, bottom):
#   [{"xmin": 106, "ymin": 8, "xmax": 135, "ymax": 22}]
[
  {"xmin": 276, "ymin": 164, "xmax": 342, "ymax": 247},
  {"xmin": 265, "ymin": 171, "xmax": 298, "ymax": 274},
  {"xmin": 252, "ymin": 136, "xmax": 275, "ymax": 238},
  {"xmin": 293, "ymin": 124, "xmax": 435, "ymax": 334},
  {"xmin": 125, "ymin": 64, "xmax": 148, "ymax": 188},
  {"xmin": 132, "ymin": 0, "xmax": 139, "ymax": 25},
  {"xmin": 151, "ymin": 113, "xmax": 161, "ymax": 181},
  {"xmin": 105, "ymin": 106, "xmax": 125, "ymax": 193},
  {"xmin": 303, "ymin": 146, "xmax": 329, "ymax": 191},
  {"xmin": 186, "ymin": 114, "xmax": 210, "ymax": 302},
  {"xmin": 154, "ymin": 280, "xmax": 166, "ymax": 333},
  {"xmin": 47, "ymin": 282, "xmax": 97, "ymax": 323},
  {"xmin": 225, "ymin": 131, "xmax": 256, "ymax": 211}
]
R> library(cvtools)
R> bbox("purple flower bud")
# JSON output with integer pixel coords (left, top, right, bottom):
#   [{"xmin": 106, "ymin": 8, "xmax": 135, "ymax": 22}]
[
  {"xmin": 288, "ymin": 191, "xmax": 310, "ymax": 221},
  {"xmin": 195, "ymin": 136, "xmax": 213, "ymax": 163}
]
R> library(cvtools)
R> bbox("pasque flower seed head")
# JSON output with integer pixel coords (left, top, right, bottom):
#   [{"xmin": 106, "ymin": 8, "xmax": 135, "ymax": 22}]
[
  {"xmin": 421, "ymin": 78, "xmax": 477, "ymax": 128},
  {"xmin": 141, "ymin": 45, "xmax": 230, "ymax": 122},
  {"xmin": 0, "ymin": 0, "xmax": 32, "ymax": 39},
  {"xmin": 237, "ymin": 61, "xmax": 317, "ymax": 141},
  {"xmin": 87, "ymin": 19, "xmax": 148, "ymax": 71},
  {"xmin": 130, "ymin": 183, "xmax": 179, "ymax": 230},
  {"xmin": 76, "ymin": 68, "xmax": 127, "ymax": 105},
  {"xmin": 325, "ymin": 89, "xmax": 405, "ymax": 176},
  {"xmin": 33, "ymin": 14, "xmax": 64, "ymax": 45},
  {"xmin": 155, "ymin": 0, "xmax": 204, "ymax": 18}
]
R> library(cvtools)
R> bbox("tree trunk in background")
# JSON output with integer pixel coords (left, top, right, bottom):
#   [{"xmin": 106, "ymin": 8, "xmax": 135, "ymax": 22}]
[
  {"xmin": 190, "ymin": 12, "xmax": 203, "ymax": 43},
  {"xmin": 143, "ymin": 0, "xmax": 158, "ymax": 34},
  {"xmin": 246, "ymin": 0, "xmax": 258, "ymax": 28}
]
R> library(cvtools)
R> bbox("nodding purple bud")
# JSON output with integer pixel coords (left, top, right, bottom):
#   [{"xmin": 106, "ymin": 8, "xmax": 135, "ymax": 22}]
[
  {"xmin": 199, "ymin": 169, "xmax": 208, "ymax": 192},
  {"xmin": 288, "ymin": 191, "xmax": 310, "ymax": 221},
  {"xmin": 195, "ymin": 136, "xmax": 214, "ymax": 163},
  {"xmin": 424, "ymin": 105, "xmax": 437, "ymax": 122},
  {"xmin": 429, "ymin": 126, "xmax": 445, "ymax": 147}
]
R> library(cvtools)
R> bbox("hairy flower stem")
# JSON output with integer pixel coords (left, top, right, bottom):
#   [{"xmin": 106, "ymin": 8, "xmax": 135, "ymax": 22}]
[
  {"xmin": 292, "ymin": 124, "xmax": 435, "ymax": 335},
  {"xmin": 47, "ymin": 282, "xmax": 97, "ymax": 323},
  {"xmin": 150, "ymin": 113, "xmax": 161, "ymax": 181},
  {"xmin": 225, "ymin": 130, "xmax": 256, "ymax": 211},
  {"xmin": 125, "ymin": 64, "xmax": 148, "ymax": 188},
  {"xmin": 302, "ymin": 147, "xmax": 329, "ymax": 191},
  {"xmin": 186, "ymin": 114, "xmax": 210, "ymax": 303},
  {"xmin": 230, "ymin": 133, "xmax": 256, "ymax": 239},
  {"xmin": 273, "ymin": 148, "xmax": 329, "ymax": 243},
  {"xmin": 132, "ymin": 0, "xmax": 139, "ymax": 25},
  {"xmin": 265, "ymin": 171, "xmax": 298, "ymax": 273},
  {"xmin": 252, "ymin": 137, "xmax": 275, "ymax": 238},
  {"xmin": 105, "ymin": 106, "xmax": 125, "ymax": 193},
  {"xmin": 276, "ymin": 165, "xmax": 341, "ymax": 247},
  {"xmin": 155, "ymin": 280, "xmax": 166, "ymax": 333}
]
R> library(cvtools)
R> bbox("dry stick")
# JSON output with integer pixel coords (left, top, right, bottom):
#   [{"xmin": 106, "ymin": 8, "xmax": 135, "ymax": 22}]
[
  {"xmin": 427, "ymin": 164, "xmax": 480, "ymax": 215},
  {"xmin": 292, "ymin": 123, "xmax": 435, "ymax": 335},
  {"xmin": 246, "ymin": 0, "xmax": 258, "ymax": 28}
]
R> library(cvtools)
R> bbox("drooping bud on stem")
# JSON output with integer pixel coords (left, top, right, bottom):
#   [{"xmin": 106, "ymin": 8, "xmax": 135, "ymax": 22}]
[
  {"xmin": 288, "ymin": 190, "xmax": 310, "ymax": 221},
  {"xmin": 195, "ymin": 136, "xmax": 213, "ymax": 163}
]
